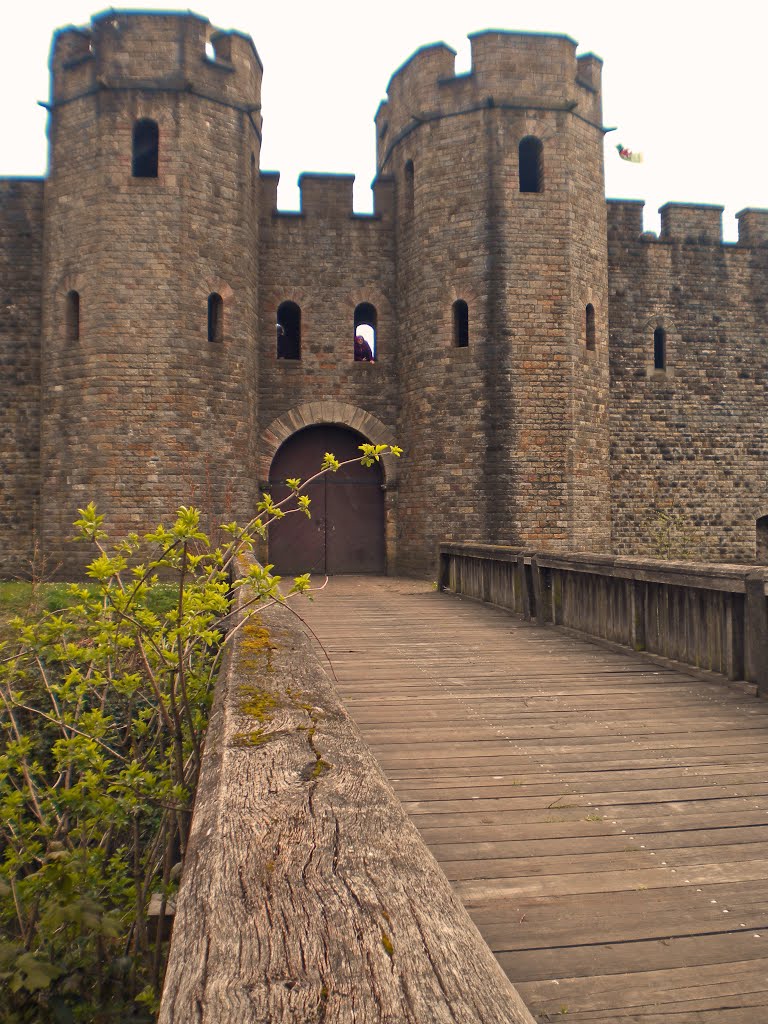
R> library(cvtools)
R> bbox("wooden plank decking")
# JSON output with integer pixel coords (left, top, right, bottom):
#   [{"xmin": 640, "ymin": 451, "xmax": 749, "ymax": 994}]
[{"xmin": 298, "ymin": 575, "xmax": 768, "ymax": 1023}]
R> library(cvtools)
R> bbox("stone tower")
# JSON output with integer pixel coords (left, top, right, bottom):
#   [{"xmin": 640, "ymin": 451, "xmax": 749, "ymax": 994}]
[
  {"xmin": 376, "ymin": 32, "xmax": 611, "ymax": 575},
  {"xmin": 42, "ymin": 12, "xmax": 262, "ymax": 572}
]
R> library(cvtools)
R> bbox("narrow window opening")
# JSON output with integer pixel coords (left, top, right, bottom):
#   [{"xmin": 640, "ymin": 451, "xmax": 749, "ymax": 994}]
[
  {"xmin": 653, "ymin": 326, "xmax": 666, "ymax": 370},
  {"xmin": 132, "ymin": 118, "xmax": 159, "ymax": 178},
  {"xmin": 757, "ymin": 516, "xmax": 768, "ymax": 563},
  {"xmin": 453, "ymin": 300, "xmax": 469, "ymax": 348},
  {"xmin": 207, "ymin": 293, "xmax": 223, "ymax": 343},
  {"xmin": 66, "ymin": 290, "xmax": 80, "ymax": 342},
  {"xmin": 404, "ymin": 159, "xmax": 414, "ymax": 217},
  {"xmin": 277, "ymin": 301, "xmax": 301, "ymax": 360},
  {"xmin": 208, "ymin": 34, "xmax": 231, "ymax": 62},
  {"xmin": 519, "ymin": 136, "xmax": 543, "ymax": 193},
  {"xmin": 354, "ymin": 303, "xmax": 377, "ymax": 361},
  {"xmin": 585, "ymin": 303, "xmax": 596, "ymax": 350}
]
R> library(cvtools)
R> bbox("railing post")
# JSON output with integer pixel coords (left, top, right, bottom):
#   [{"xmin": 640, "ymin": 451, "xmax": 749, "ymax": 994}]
[
  {"xmin": 745, "ymin": 571, "xmax": 768, "ymax": 697},
  {"xmin": 437, "ymin": 548, "xmax": 450, "ymax": 592},
  {"xmin": 483, "ymin": 558, "xmax": 492, "ymax": 603},
  {"xmin": 723, "ymin": 591, "xmax": 744, "ymax": 681},
  {"xmin": 520, "ymin": 556, "xmax": 533, "ymax": 621},
  {"xmin": 551, "ymin": 569, "xmax": 563, "ymax": 624},
  {"xmin": 531, "ymin": 556, "xmax": 552, "ymax": 623},
  {"xmin": 630, "ymin": 580, "xmax": 646, "ymax": 651}
]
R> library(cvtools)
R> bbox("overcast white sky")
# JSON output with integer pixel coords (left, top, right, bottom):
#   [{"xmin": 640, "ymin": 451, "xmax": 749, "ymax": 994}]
[{"xmin": 2, "ymin": 1, "xmax": 766, "ymax": 240}]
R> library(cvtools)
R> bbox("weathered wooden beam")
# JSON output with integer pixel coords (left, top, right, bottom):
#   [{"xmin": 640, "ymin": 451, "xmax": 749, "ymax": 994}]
[{"xmin": 159, "ymin": 590, "xmax": 536, "ymax": 1024}]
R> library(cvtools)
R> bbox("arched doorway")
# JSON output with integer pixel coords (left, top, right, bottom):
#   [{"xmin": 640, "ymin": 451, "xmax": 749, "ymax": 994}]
[{"xmin": 268, "ymin": 425, "xmax": 385, "ymax": 575}]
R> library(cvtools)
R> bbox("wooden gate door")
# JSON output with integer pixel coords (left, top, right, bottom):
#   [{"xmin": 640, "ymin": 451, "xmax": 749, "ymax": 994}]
[{"xmin": 268, "ymin": 426, "xmax": 385, "ymax": 575}]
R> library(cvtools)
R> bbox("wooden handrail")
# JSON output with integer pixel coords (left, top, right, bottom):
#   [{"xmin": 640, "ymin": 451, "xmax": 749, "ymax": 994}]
[{"xmin": 439, "ymin": 542, "xmax": 768, "ymax": 697}]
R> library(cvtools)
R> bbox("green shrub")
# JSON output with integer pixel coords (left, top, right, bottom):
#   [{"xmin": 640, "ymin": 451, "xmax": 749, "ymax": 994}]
[{"xmin": 0, "ymin": 443, "xmax": 401, "ymax": 1022}]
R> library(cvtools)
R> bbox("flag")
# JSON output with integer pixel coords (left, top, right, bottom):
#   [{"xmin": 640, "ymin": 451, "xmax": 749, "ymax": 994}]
[{"xmin": 616, "ymin": 143, "xmax": 643, "ymax": 163}]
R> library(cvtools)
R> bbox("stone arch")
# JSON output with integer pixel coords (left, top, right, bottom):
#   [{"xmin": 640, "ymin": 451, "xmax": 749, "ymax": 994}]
[
  {"xmin": 61, "ymin": 270, "xmax": 86, "ymax": 296},
  {"xmin": 260, "ymin": 402, "xmax": 398, "ymax": 486}
]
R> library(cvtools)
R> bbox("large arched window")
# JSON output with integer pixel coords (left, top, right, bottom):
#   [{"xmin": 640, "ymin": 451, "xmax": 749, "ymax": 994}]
[
  {"xmin": 586, "ymin": 303, "xmax": 596, "ymax": 351},
  {"xmin": 354, "ymin": 302, "xmax": 377, "ymax": 360},
  {"xmin": 453, "ymin": 300, "xmax": 469, "ymax": 348},
  {"xmin": 65, "ymin": 290, "xmax": 80, "ymax": 342},
  {"xmin": 654, "ymin": 327, "xmax": 666, "ymax": 370},
  {"xmin": 207, "ymin": 293, "xmax": 223, "ymax": 343},
  {"xmin": 132, "ymin": 118, "xmax": 159, "ymax": 178},
  {"xmin": 277, "ymin": 301, "xmax": 301, "ymax": 360},
  {"xmin": 519, "ymin": 136, "xmax": 543, "ymax": 193}
]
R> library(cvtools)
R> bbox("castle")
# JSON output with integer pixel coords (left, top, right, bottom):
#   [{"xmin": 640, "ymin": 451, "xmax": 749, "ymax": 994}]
[{"xmin": 1, "ymin": 10, "xmax": 767, "ymax": 579}]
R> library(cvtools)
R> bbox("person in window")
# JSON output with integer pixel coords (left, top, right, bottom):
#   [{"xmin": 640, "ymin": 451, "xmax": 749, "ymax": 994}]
[{"xmin": 354, "ymin": 334, "xmax": 374, "ymax": 362}]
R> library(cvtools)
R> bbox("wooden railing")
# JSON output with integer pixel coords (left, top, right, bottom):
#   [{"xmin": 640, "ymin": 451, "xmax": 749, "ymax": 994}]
[
  {"xmin": 439, "ymin": 542, "xmax": 768, "ymax": 697},
  {"xmin": 159, "ymin": 572, "xmax": 536, "ymax": 1023}
]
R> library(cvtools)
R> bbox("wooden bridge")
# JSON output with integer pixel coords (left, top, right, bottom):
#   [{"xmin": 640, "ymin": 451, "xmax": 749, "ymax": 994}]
[{"xmin": 160, "ymin": 546, "xmax": 768, "ymax": 1023}]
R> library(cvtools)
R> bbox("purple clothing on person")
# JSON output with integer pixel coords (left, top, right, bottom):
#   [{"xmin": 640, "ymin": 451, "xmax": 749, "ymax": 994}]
[{"xmin": 354, "ymin": 337, "xmax": 374, "ymax": 362}]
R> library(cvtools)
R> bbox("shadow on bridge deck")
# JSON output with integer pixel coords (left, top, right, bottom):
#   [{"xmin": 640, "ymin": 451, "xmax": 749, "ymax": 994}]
[{"xmin": 299, "ymin": 575, "xmax": 768, "ymax": 1023}]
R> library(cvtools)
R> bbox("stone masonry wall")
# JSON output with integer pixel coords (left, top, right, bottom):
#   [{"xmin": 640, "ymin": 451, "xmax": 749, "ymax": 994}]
[
  {"xmin": 608, "ymin": 200, "xmax": 768, "ymax": 561},
  {"xmin": 1, "ymin": 12, "xmax": 767, "ymax": 579},
  {"xmin": 0, "ymin": 180, "xmax": 43, "ymax": 575},
  {"xmin": 377, "ymin": 32, "xmax": 612, "ymax": 577},
  {"xmin": 41, "ymin": 12, "xmax": 262, "ymax": 575},
  {"xmin": 257, "ymin": 173, "xmax": 397, "ymax": 454}
]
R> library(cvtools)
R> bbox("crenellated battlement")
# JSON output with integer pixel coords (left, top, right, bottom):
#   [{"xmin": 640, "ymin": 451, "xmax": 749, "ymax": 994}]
[
  {"xmin": 376, "ymin": 30, "xmax": 602, "ymax": 167},
  {"xmin": 607, "ymin": 199, "xmax": 645, "ymax": 239},
  {"xmin": 608, "ymin": 199, "xmax": 768, "ymax": 248},
  {"xmin": 260, "ymin": 171, "xmax": 394, "ymax": 222},
  {"xmin": 660, "ymin": 203, "xmax": 724, "ymax": 244},
  {"xmin": 736, "ymin": 208, "xmax": 768, "ymax": 246},
  {"xmin": 299, "ymin": 173, "xmax": 355, "ymax": 218},
  {"xmin": 50, "ymin": 11, "xmax": 261, "ymax": 111}
]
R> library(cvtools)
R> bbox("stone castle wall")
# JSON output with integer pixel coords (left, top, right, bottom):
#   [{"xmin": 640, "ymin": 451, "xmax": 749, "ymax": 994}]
[
  {"xmin": 0, "ymin": 11, "xmax": 766, "ymax": 577},
  {"xmin": 41, "ymin": 12, "xmax": 263, "ymax": 574},
  {"xmin": 257, "ymin": 173, "xmax": 398, "ymax": 455},
  {"xmin": 0, "ymin": 180, "xmax": 43, "ymax": 575},
  {"xmin": 608, "ymin": 201, "xmax": 768, "ymax": 562},
  {"xmin": 375, "ymin": 33, "xmax": 613, "ymax": 576}
]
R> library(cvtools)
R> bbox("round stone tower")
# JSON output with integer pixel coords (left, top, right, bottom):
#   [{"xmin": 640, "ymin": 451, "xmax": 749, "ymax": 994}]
[
  {"xmin": 42, "ymin": 11, "xmax": 262, "ymax": 573},
  {"xmin": 376, "ymin": 32, "xmax": 611, "ymax": 575}
]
